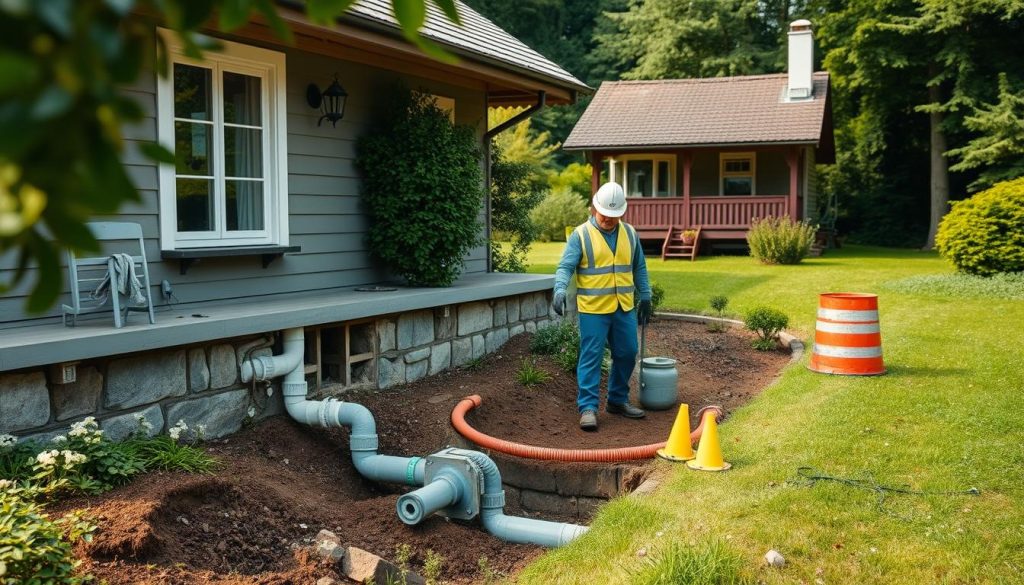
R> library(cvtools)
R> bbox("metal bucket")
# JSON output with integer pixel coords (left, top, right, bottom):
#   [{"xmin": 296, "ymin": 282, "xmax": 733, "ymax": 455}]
[{"xmin": 639, "ymin": 356, "xmax": 678, "ymax": 410}]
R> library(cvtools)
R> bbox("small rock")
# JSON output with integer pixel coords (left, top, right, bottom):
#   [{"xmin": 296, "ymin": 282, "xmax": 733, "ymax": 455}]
[
  {"xmin": 655, "ymin": 531, "xmax": 664, "ymax": 538},
  {"xmin": 283, "ymin": 458, "xmax": 290, "ymax": 465},
  {"xmin": 216, "ymin": 540, "xmax": 227, "ymax": 552},
  {"xmin": 202, "ymin": 523, "xmax": 210, "ymax": 533},
  {"xmin": 317, "ymin": 578, "xmax": 337, "ymax": 585},
  {"xmin": 344, "ymin": 546, "xmax": 426, "ymax": 585},
  {"xmin": 317, "ymin": 541, "xmax": 346, "ymax": 563},
  {"xmin": 177, "ymin": 516, "xmax": 190, "ymax": 525},
  {"xmin": 636, "ymin": 547, "xmax": 647, "ymax": 557},
  {"xmin": 316, "ymin": 529, "xmax": 340, "ymax": 545},
  {"xmin": 765, "ymin": 549, "xmax": 785, "ymax": 567},
  {"xmin": 299, "ymin": 523, "xmax": 308, "ymax": 529}
]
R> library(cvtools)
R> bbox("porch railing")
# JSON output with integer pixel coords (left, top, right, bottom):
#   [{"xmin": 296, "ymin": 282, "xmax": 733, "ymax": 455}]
[{"xmin": 624, "ymin": 196, "xmax": 791, "ymax": 230}]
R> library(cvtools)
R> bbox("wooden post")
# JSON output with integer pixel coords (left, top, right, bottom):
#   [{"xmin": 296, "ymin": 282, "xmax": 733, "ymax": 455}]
[
  {"xmin": 787, "ymin": 148, "xmax": 799, "ymax": 220},
  {"xmin": 682, "ymin": 150, "xmax": 692, "ymax": 228},
  {"xmin": 590, "ymin": 151, "xmax": 601, "ymax": 195}
]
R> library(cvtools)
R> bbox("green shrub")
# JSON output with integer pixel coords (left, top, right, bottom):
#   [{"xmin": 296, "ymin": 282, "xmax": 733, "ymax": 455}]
[
  {"xmin": 935, "ymin": 178, "xmax": 1024, "ymax": 276},
  {"xmin": 531, "ymin": 188, "xmax": 589, "ymax": 242},
  {"xmin": 530, "ymin": 319, "xmax": 579, "ymax": 355},
  {"xmin": 356, "ymin": 88, "xmax": 483, "ymax": 286},
  {"xmin": 744, "ymin": 306, "xmax": 789, "ymax": 351},
  {"xmin": 650, "ymin": 281, "xmax": 665, "ymax": 312},
  {"xmin": 0, "ymin": 491, "xmax": 96, "ymax": 585},
  {"xmin": 746, "ymin": 215, "xmax": 816, "ymax": 264}
]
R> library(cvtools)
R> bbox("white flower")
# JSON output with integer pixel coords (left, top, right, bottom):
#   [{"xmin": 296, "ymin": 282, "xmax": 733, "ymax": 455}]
[
  {"xmin": 51, "ymin": 435, "xmax": 67, "ymax": 444},
  {"xmin": 0, "ymin": 434, "xmax": 16, "ymax": 448},
  {"xmin": 61, "ymin": 450, "xmax": 87, "ymax": 466},
  {"xmin": 0, "ymin": 479, "xmax": 13, "ymax": 490},
  {"xmin": 169, "ymin": 427, "xmax": 183, "ymax": 441},
  {"xmin": 36, "ymin": 449, "xmax": 60, "ymax": 468}
]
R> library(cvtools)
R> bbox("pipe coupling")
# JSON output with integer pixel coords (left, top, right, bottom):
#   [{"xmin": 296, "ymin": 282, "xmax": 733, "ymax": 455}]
[
  {"xmin": 482, "ymin": 490, "xmax": 505, "ymax": 510},
  {"xmin": 349, "ymin": 434, "xmax": 379, "ymax": 452}
]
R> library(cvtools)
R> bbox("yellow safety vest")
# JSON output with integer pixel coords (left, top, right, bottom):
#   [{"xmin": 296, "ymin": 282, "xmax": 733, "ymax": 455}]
[{"xmin": 575, "ymin": 221, "xmax": 636, "ymax": 314}]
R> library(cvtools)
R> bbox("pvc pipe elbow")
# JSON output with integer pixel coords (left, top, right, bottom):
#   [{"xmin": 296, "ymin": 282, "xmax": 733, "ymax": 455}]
[{"xmin": 481, "ymin": 511, "xmax": 589, "ymax": 547}]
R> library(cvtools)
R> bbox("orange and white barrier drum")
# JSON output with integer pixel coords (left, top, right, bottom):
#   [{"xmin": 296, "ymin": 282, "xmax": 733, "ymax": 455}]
[{"xmin": 808, "ymin": 292, "xmax": 885, "ymax": 375}]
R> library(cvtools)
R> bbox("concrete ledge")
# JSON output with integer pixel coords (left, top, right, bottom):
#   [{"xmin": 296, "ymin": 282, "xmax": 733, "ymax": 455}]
[{"xmin": 0, "ymin": 273, "xmax": 554, "ymax": 372}]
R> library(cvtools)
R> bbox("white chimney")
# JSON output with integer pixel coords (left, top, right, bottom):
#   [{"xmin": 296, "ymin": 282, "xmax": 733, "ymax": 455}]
[{"xmin": 787, "ymin": 19, "xmax": 814, "ymax": 100}]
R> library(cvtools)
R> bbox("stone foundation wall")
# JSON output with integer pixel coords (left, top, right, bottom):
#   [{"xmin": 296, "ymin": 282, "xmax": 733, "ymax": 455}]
[{"xmin": 0, "ymin": 291, "xmax": 556, "ymax": 443}]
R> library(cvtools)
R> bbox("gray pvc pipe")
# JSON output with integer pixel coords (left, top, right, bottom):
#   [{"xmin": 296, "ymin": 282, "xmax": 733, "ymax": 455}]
[
  {"xmin": 249, "ymin": 328, "xmax": 588, "ymax": 547},
  {"xmin": 457, "ymin": 449, "xmax": 589, "ymax": 547},
  {"xmin": 396, "ymin": 474, "xmax": 460, "ymax": 525},
  {"xmin": 249, "ymin": 328, "xmax": 426, "ymax": 486}
]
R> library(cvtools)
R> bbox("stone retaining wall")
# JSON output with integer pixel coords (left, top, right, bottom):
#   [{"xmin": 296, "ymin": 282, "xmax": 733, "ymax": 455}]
[{"xmin": 0, "ymin": 291, "xmax": 556, "ymax": 443}]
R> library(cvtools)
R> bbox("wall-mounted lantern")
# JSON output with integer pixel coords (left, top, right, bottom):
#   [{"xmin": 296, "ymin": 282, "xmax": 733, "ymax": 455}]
[{"xmin": 306, "ymin": 74, "xmax": 348, "ymax": 127}]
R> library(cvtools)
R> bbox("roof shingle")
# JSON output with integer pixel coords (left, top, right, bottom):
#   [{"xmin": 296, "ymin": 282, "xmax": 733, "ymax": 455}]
[
  {"xmin": 564, "ymin": 73, "xmax": 830, "ymax": 150},
  {"xmin": 346, "ymin": 0, "xmax": 589, "ymax": 93}
]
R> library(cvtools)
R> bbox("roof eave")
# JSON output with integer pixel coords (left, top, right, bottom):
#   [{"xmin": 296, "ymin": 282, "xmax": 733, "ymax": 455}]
[
  {"xmin": 277, "ymin": 0, "xmax": 591, "ymax": 100},
  {"xmin": 563, "ymin": 140, "xmax": 824, "ymax": 152}
]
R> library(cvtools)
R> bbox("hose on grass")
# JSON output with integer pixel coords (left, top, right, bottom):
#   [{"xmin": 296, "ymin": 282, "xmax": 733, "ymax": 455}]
[{"xmin": 794, "ymin": 466, "xmax": 980, "ymax": 512}]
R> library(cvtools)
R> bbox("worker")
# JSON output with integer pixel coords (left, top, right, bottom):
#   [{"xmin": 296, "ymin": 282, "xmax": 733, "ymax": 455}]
[{"xmin": 552, "ymin": 182, "xmax": 652, "ymax": 431}]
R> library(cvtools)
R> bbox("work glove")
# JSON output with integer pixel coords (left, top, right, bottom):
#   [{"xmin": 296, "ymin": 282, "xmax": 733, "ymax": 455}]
[
  {"xmin": 637, "ymin": 299, "xmax": 652, "ymax": 325},
  {"xmin": 552, "ymin": 290, "xmax": 566, "ymax": 316}
]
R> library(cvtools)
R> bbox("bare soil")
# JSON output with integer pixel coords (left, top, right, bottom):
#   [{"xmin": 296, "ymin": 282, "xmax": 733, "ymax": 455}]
[{"xmin": 60, "ymin": 318, "xmax": 790, "ymax": 584}]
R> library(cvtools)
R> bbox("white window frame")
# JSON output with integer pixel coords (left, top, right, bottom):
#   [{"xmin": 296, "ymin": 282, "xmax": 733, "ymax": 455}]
[
  {"xmin": 156, "ymin": 29, "xmax": 289, "ymax": 250},
  {"xmin": 606, "ymin": 154, "xmax": 675, "ymax": 197},
  {"xmin": 719, "ymin": 152, "xmax": 756, "ymax": 196}
]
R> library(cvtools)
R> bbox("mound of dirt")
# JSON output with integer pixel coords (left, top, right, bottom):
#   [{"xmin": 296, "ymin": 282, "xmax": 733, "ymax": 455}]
[{"xmin": 61, "ymin": 318, "xmax": 789, "ymax": 584}]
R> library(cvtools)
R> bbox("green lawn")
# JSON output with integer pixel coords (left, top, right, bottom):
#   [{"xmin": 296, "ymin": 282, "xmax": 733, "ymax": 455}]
[{"xmin": 517, "ymin": 243, "xmax": 1024, "ymax": 585}]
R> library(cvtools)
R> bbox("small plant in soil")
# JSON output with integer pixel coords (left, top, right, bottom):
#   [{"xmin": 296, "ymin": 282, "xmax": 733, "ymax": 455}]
[
  {"xmin": 651, "ymin": 281, "xmax": 666, "ymax": 313},
  {"xmin": 477, "ymin": 555, "xmax": 502, "ymax": 584},
  {"xmin": 517, "ymin": 358, "xmax": 552, "ymax": 386},
  {"xmin": 423, "ymin": 549, "xmax": 444, "ymax": 585},
  {"xmin": 707, "ymin": 294, "xmax": 729, "ymax": 332},
  {"xmin": 462, "ymin": 356, "xmax": 486, "ymax": 371},
  {"xmin": 744, "ymin": 305, "xmax": 789, "ymax": 351}
]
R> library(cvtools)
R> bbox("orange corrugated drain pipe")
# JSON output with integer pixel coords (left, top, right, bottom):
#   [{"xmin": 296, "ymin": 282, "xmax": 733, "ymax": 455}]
[{"xmin": 451, "ymin": 395, "xmax": 723, "ymax": 462}]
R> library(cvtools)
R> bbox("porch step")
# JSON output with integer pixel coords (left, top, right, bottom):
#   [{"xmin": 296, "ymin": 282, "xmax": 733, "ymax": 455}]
[{"xmin": 661, "ymin": 226, "xmax": 701, "ymax": 261}]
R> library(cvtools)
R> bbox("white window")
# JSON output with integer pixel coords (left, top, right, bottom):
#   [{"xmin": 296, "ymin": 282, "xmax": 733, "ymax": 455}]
[
  {"xmin": 157, "ymin": 31, "xmax": 288, "ymax": 250},
  {"xmin": 606, "ymin": 154, "xmax": 675, "ymax": 197},
  {"xmin": 720, "ymin": 152, "xmax": 756, "ymax": 195}
]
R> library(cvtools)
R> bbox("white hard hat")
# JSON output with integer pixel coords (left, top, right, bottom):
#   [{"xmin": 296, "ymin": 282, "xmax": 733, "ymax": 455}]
[{"xmin": 593, "ymin": 182, "xmax": 627, "ymax": 217}]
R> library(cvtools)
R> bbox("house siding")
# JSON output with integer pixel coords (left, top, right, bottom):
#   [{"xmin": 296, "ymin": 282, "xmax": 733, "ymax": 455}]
[{"xmin": 0, "ymin": 41, "xmax": 488, "ymax": 325}]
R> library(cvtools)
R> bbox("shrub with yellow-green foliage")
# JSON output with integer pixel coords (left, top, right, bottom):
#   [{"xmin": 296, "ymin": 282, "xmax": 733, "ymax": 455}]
[
  {"xmin": 746, "ymin": 215, "xmax": 816, "ymax": 264},
  {"xmin": 935, "ymin": 178, "xmax": 1024, "ymax": 276}
]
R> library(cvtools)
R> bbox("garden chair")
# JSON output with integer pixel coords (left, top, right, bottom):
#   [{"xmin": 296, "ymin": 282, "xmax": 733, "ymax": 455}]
[{"xmin": 61, "ymin": 222, "xmax": 156, "ymax": 328}]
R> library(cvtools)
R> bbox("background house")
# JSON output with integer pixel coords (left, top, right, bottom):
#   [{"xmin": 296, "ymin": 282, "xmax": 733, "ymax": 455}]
[
  {"xmin": 563, "ymin": 20, "xmax": 834, "ymax": 254},
  {"xmin": 0, "ymin": 2, "xmax": 587, "ymax": 443}
]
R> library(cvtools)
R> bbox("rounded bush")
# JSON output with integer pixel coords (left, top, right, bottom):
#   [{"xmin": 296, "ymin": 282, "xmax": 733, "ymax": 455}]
[
  {"xmin": 744, "ymin": 305, "xmax": 789, "ymax": 350},
  {"xmin": 746, "ymin": 215, "xmax": 816, "ymax": 264},
  {"xmin": 530, "ymin": 188, "xmax": 589, "ymax": 242},
  {"xmin": 356, "ymin": 88, "xmax": 483, "ymax": 286},
  {"xmin": 935, "ymin": 178, "xmax": 1024, "ymax": 276}
]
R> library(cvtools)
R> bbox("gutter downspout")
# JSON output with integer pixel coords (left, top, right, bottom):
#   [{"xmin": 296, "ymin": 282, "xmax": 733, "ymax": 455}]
[{"xmin": 483, "ymin": 91, "xmax": 547, "ymax": 272}]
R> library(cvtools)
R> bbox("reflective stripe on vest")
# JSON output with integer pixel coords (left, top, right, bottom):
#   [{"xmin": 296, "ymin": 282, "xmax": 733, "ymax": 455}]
[{"xmin": 575, "ymin": 221, "xmax": 635, "ymax": 314}]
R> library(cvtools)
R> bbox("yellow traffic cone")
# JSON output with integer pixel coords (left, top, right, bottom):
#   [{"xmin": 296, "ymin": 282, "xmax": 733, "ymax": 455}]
[
  {"xmin": 657, "ymin": 404, "xmax": 696, "ymax": 462},
  {"xmin": 686, "ymin": 410, "xmax": 731, "ymax": 471}
]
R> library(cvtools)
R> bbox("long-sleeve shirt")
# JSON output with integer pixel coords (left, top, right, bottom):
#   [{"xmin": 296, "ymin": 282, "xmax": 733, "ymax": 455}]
[{"xmin": 554, "ymin": 216, "xmax": 652, "ymax": 302}]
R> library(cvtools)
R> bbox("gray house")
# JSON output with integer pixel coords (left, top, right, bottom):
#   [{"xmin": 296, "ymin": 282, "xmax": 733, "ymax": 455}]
[{"xmin": 0, "ymin": 2, "xmax": 588, "ymax": 442}]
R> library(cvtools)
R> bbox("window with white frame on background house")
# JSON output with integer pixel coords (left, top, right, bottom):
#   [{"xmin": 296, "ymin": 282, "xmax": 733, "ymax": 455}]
[
  {"xmin": 604, "ymin": 155, "xmax": 675, "ymax": 197},
  {"xmin": 156, "ymin": 31, "xmax": 289, "ymax": 250},
  {"xmin": 720, "ymin": 152, "xmax": 755, "ymax": 195}
]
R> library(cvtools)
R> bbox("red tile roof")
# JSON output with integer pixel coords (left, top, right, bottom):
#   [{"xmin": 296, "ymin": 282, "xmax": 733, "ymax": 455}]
[{"xmin": 564, "ymin": 73, "xmax": 830, "ymax": 150}]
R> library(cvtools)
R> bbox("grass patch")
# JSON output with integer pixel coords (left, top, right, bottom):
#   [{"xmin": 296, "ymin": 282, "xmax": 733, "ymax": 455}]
[
  {"xmin": 522, "ymin": 243, "xmax": 1024, "ymax": 584},
  {"xmin": 881, "ymin": 271, "xmax": 1024, "ymax": 300},
  {"xmin": 633, "ymin": 539, "xmax": 752, "ymax": 585},
  {"xmin": 516, "ymin": 358, "xmax": 552, "ymax": 387}
]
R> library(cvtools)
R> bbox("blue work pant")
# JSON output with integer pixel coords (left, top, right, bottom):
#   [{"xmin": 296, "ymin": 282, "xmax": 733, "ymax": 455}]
[{"xmin": 577, "ymin": 308, "xmax": 639, "ymax": 413}]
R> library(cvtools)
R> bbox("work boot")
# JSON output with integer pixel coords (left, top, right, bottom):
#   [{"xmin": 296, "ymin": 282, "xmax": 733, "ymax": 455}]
[
  {"xmin": 579, "ymin": 410, "xmax": 598, "ymax": 431},
  {"xmin": 607, "ymin": 402, "xmax": 646, "ymax": 419}
]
